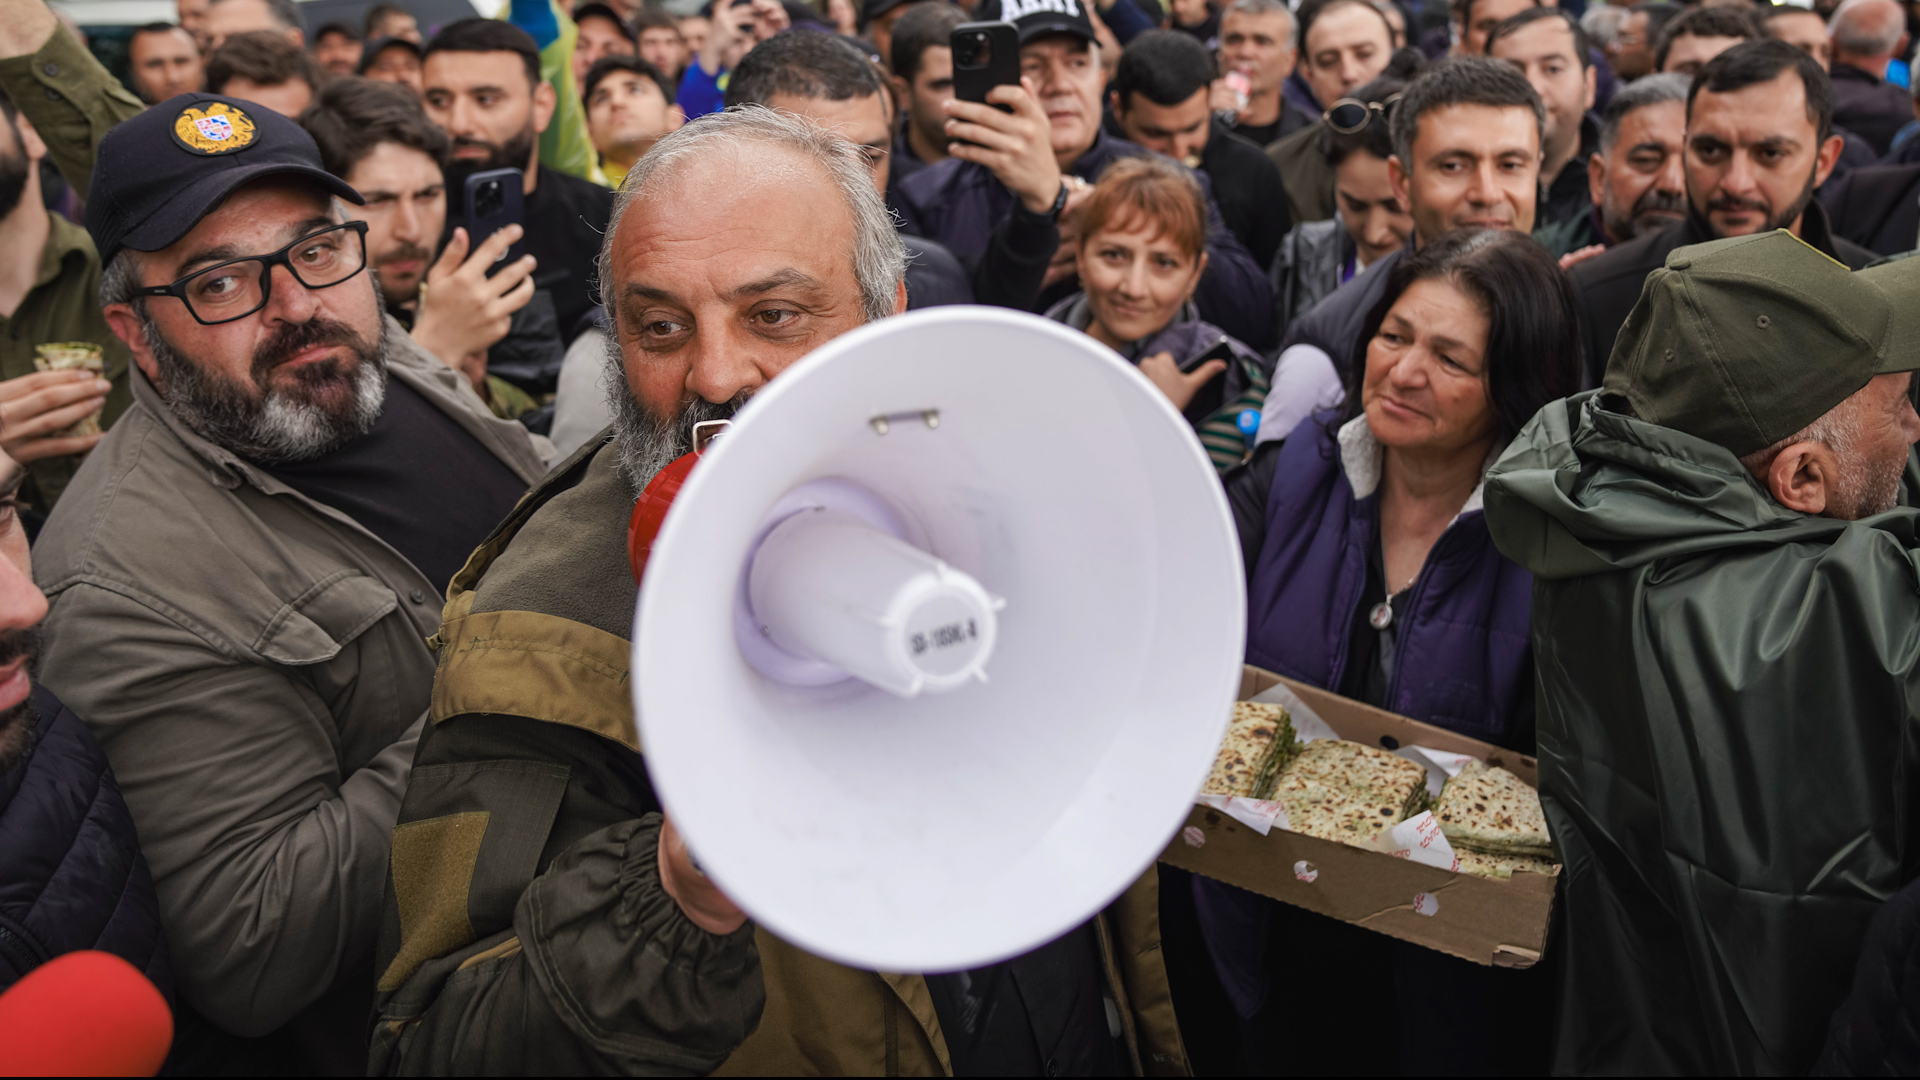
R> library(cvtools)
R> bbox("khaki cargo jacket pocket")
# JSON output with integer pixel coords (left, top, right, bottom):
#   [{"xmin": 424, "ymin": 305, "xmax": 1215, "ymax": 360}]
[{"xmin": 255, "ymin": 571, "xmax": 401, "ymax": 665}]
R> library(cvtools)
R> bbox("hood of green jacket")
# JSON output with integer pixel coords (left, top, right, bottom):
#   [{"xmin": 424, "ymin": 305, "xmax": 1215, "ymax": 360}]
[{"xmin": 1483, "ymin": 389, "xmax": 1920, "ymax": 580}]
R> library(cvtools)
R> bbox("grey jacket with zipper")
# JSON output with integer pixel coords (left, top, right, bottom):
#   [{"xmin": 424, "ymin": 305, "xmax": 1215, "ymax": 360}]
[{"xmin": 31, "ymin": 319, "xmax": 548, "ymax": 1057}]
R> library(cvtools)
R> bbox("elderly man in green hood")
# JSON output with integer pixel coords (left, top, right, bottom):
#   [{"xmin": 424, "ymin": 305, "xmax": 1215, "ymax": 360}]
[{"xmin": 1483, "ymin": 230, "xmax": 1920, "ymax": 1075}]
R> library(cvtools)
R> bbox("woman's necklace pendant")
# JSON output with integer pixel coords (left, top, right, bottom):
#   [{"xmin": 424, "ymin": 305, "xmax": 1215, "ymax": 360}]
[{"xmin": 1369, "ymin": 601, "xmax": 1394, "ymax": 631}]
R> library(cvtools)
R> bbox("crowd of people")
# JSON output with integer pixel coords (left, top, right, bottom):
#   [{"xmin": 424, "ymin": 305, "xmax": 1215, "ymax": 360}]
[{"xmin": 0, "ymin": 0, "xmax": 1917, "ymax": 1073}]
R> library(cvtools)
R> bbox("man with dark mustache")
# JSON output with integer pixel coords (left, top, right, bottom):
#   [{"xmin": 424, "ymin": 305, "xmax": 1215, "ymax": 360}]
[
  {"xmin": 422, "ymin": 19, "xmax": 613, "ymax": 385},
  {"xmin": 1569, "ymin": 39, "xmax": 1876, "ymax": 385},
  {"xmin": 27, "ymin": 88, "xmax": 548, "ymax": 1071},
  {"xmin": 0, "ymin": 441, "xmax": 172, "ymax": 1019}
]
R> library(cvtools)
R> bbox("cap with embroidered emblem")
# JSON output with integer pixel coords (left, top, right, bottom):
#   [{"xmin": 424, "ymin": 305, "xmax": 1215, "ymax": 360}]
[
  {"xmin": 85, "ymin": 93, "xmax": 364, "ymax": 269},
  {"xmin": 1600, "ymin": 230, "xmax": 1920, "ymax": 457}
]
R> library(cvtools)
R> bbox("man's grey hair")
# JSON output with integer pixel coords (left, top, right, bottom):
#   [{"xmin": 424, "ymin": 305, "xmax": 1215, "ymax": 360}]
[
  {"xmin": 597, "ymin": 106, "xmax": 908, "ymax": 492},
  {"xmin": 209, "ymin": 0, "xmax": 304, "ymax": 33},
  {"xmin": 1739, "ymin": 382, "xmax": 1905, "ymax": 519},
  {"xmin": 1389, "ymin": 56, "xmax": 1547, "ymax": 169},
  {"xmin": 1832, "ymin": 0, "xmax": 1906, "ymax": 58},
  {"xmin": 1226, "ymin": 0, "xmax": 1296, "ymax": 46},
  {"xmin": 1581, "ymin": 4, "xmax": 1630, "ymax": 50},
  {"xmin": 1598, "ymin": 71, "xmax": 1688, "ymax": 154},
  {"xmin": 597, "ymin": 105, "xmax": 905, "ymax": 327}
]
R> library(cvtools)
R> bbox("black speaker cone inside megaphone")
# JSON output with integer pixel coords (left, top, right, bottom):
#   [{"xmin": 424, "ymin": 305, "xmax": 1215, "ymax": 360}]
[{"xmin": 634, "ymin": 307, "xmax": 1245, "ymax": 972}]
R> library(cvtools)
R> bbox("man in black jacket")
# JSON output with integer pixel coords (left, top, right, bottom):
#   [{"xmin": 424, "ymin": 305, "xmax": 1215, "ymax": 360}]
[
  {"xmin": 724, "ymin": 30, "xmax": 971, "ymax": 308},
  {"xmin": 1570, "ymin": 40, "xmax": 1874, "ymax": 384},
  {"xmin": 0, "ymin": 443, "xmax": 171, "ymax": 1021},
  {"xmin": 1820, "ymin": 161, "xmax": 1920, "ymax": 256},
  {"xmin": 422, "ymin": 20, "xmax": 613, "ymax": 370},
  {"xmin": 1108, "ymin": 29, "xmax": 1292, "ymax": 266},
  {"xmin": 1486, "ymin": 8, "xmax": 1596, "ymax": 234}
]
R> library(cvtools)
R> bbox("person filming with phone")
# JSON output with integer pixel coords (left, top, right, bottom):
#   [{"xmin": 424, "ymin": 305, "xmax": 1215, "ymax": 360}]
[
  {"xmin": 301, "ymin": 76, "xmax": 545, "ymax": 420},
  {"xmin": 422, "ymin": 20, "xmax": 612, "ymax": 372},
  {"xmin": 893, "ymin": 0, "xmax": 1273, "ymax": 347}
]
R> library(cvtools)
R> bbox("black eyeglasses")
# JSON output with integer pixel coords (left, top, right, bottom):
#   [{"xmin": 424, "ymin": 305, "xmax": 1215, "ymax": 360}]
[
  {"xmin": 1325, "ymin": 92, "xmax": 1405, "ymax": 136},
  {"xmin": 137, "ymin": 220, "xmax": 371, "ymax": 326}
]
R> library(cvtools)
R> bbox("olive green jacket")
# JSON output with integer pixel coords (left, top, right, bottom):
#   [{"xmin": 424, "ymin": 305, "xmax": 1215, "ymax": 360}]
[
  {"xmin": 375, "ymin": 433, "xmax": 1188, "ymax": 1077},
  {"xmin": 371, "ymin": 435, "xmax": 765, "ymax": 1075},
  {"xmin": 0, "ymin": 27, "xmax": 143, "ymax": 511},
  {"xmin": 34, "ymin": 320, "xmax": 548, "ymax": 1055},
  {"xmin": 1485, "ymin": 391, "xmax": 1920, "ymax": 1074}
]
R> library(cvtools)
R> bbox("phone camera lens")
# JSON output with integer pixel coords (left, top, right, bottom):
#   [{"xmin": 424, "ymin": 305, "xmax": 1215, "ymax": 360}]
[
  {"xmin": 956, "ymin": 32, "xmax": 990, "ymax": 68},
  {"xmin": 475, "ymin": 180, "xmax": 504, "ymax": 219}
]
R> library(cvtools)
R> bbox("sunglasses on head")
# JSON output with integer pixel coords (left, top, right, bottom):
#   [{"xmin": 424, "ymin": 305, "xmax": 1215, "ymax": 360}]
[{"xmin": 1324, "ymin": 91, "xmax": 1404, "ymax": 136}]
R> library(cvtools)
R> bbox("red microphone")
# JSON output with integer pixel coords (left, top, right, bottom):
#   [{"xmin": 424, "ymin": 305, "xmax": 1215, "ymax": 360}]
[
  {"xmin": 0, "ymin": 950, "xmax": 172, "ymax": 1076},
  {"xmin": 628, "ymin": 451, "xmax": 700, "ymax": 584}
]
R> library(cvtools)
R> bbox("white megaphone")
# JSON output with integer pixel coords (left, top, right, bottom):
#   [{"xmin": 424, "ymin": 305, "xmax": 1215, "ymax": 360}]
[{"xmin": 632, "ymin": 306, "xmax": 1245, "ymax": 973}]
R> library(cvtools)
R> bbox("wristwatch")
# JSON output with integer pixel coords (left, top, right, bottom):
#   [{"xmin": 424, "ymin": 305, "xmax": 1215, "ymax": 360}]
[{"xmin": 1045, "ymin": 180, "xmax": 1070, "ymax": 221}]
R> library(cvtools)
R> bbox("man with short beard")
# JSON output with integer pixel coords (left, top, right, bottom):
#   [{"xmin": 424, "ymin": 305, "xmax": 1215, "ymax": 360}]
[
  {"xmin": 0, "ymin": 439, "xmax": 172, "ymax": 1015},
  {"xmin": 1485, "ymin": 230, "xmax": 1920, "ymax": 1075},
  {"xmin": 423, "ymin": 19, "xmax": 613, "ymax": 364},
  {"xmin": 1570, "ymin": 39, "xmax": 1876, "ymax": 385},
  {"xmin": 372, "ymin": 105, "xmax": 1185, "ymax": 1076},
  {"xmin": 1571, "ymin": 72, "xmax": 1688, "ymax": 252},
  {"xmin": 32, "ymin": 92, "xmax": 547, "ymax": 1071}
]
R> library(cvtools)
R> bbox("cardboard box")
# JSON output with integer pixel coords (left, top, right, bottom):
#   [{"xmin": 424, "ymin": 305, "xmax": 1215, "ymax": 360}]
[{"xmin": 1159, "ymin": 666, "xmax": 1556, "ymax": 968}]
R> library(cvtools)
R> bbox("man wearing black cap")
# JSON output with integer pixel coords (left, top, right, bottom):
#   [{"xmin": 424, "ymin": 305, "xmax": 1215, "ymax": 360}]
[
  {"xmin": 893, "ymin": 0, "xmax": 1273, "ymax": 346},
  {"xmin": 27, "ymin": 87, "xmax": 547, "ymax": 1070},
  {"xmin": 312, "ymin": 20, "xmax": 364, "ymax": 77},
  {"xmin": 361, "ymin": 34, "xmax": 425, "ymax": 97},
  {"xmin": 1487, "ymin": 231, "xmax": 1920, "ymax": 1074}
]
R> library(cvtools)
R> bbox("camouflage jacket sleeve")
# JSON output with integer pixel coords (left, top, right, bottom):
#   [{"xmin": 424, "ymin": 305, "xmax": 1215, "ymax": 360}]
[
  {"xmin": 370, "ymin": 713, "xmax": 764, "ymax": 1075},
  {"xmin": 0, "ymin": 26, "xmax": 144, "ymax": 201}
]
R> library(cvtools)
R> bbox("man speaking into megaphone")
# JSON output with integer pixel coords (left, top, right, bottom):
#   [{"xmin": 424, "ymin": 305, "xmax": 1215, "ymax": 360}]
[{"xmin": 369, "ymin": 106, "xmax": 1188, "ymax": 1076}]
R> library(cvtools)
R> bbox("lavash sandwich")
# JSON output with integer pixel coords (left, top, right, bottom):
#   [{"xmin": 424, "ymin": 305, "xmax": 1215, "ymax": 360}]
[
  {"xmin": 1435, "ymin": 760, "xmax": 1555, "ymax": 861},
  {"xmin": 1203, "ymin": 702, "xmax": 1297, "ymax": 799},
  {"xmin": 1270, "ymin": 739, "xmax": 1428, "ymax": 847},
  {"xmin": 1452, "ymin": 848, "xmax": 1558, "ymax": 880}
]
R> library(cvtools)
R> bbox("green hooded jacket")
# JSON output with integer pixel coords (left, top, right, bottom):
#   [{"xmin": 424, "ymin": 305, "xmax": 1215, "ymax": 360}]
[{"xmin": 1483, "ymin": 390, "xmax": 1920, "ymax": 1076}]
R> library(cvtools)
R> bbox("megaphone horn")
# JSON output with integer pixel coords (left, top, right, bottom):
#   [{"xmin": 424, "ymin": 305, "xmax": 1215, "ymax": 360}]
[{"xmin": 634, "ymin": 306, "xmax": 1246, "ymax": 973}]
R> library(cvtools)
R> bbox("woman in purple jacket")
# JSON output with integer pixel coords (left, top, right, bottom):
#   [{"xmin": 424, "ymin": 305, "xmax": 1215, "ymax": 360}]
[{"xmin": 1191, "ymin": 228, "xmax": 1581, "ymax": 1073}]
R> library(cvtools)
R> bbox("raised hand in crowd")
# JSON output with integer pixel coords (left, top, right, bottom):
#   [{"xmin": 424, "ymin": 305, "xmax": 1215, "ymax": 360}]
[
  {"xmin": 408, "ymin": 223, "xmax": 537, "ymax": 391},
  {"xmin": 0, "ymin": 371, "xmax": 108, "ymax": 464},
  {"xmin": 746, "ymin": 0, "xmax": 790, "ymax": 42},
  {"xmin": 942, "ymin": 78, "xmax": 1063, "ymax": 217}
]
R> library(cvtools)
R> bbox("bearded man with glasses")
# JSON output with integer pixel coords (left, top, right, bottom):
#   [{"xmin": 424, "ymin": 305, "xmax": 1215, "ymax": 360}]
[{"xmin": 30, "ymin": 91, "xmax": 548, "ymax": 1072}]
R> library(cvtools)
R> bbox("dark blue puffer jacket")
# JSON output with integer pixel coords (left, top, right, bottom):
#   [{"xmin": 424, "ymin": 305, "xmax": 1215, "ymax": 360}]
[{"xmin": 0, "ymin": 683, "xmax": 170, "ymax": 1000}]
